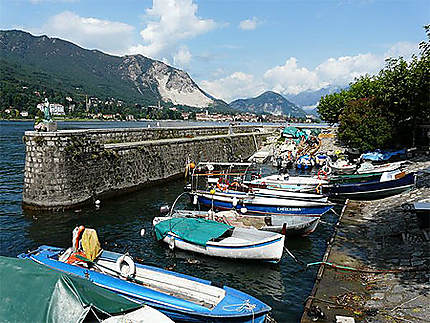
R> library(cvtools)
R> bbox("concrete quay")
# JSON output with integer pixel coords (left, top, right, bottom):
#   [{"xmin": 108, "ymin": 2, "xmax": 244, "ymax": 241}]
[{"xmin": 302, "ymin": 157, "xmax": 430, "ymax": 323}]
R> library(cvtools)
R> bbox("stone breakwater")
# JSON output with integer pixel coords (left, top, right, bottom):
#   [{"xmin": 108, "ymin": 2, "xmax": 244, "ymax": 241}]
[{"xmin": 23, "ymin": 125, "xmax": 272, "ymax": 210}]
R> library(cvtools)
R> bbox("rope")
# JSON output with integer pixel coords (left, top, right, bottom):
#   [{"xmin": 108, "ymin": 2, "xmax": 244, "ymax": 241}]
[
  {"xmin": 223, "ymin": 299, "xmax": 256, "ymax": 322},
  {"xmin": 306, "ymin": 261, "xmax": 428, "ymax": 273},
  {"xmin": 283, "ymin": 246, "xmax": 305, "ymax": 266}
]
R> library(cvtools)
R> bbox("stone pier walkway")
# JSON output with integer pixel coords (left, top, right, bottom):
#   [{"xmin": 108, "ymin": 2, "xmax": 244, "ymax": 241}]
[{"xmin": 302, "ymin": 157, "xmax": 430, "ymax": 323}]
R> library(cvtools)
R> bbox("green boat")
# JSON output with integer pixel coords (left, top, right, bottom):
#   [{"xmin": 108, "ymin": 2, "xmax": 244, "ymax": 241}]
[{"xmin": 329, "ymin": 172, "xmax": 382, "ymax": 184}]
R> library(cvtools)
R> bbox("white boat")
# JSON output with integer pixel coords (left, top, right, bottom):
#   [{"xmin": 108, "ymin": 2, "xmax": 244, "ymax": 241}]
[
  {"xmin": 248, "ymin": 187, "xmax": 328, "ymax": 202},
  {"xmin": 356, "ymin": 161, "xmax": 403, "ymax": 174},
  {"xmin": 171, "ymin": 209, "xmax": 321, "ymax": 237},
  {"xmin": 329, "ymin": 159, "xmax": 356, "ymax": 174},
  {"xmin": 245, "ymin": 173, "xmax": 327, "ymax": 191},
  {"xmin": 103, "ymin": 305, "xmax": 174, "ymax": 323},
  {"xmin": 153, "ymin": 217, "xmax": 285, "ymax": 263},
  {"xmin": 198, "ymin": 189, "xmax": 330, "ymax": 208}
]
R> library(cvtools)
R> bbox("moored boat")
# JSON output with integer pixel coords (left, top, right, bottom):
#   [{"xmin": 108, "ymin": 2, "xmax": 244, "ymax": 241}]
[
  {"xmin": 245, "ymin": 173, "xmax": 328, "ymax": 192},
  {"xmin": 170, "ymin": 209, "xmax": 321, "ymax": 236},
  {"xmin": 153, "ymin": 217, "xmax": 285, "ymax": 263},
  {"xmin": 19, "ymin": 228, "xmax": 271, "ymax": 323},
  {"xmin": 190, "ymin": 189, "xmax": 333, "ymax": 216},
  {"xmin": 322, "ymin": 171, "xmax": 416, "ymax": 200},
  {"xmin": 328, "ymin": 172, "xmax": 382, "ymax": 184},
  {"xmin": 329, "ymin": 159, "xmax": 356, "ymax": 174},
  {"xmin": 356, "ymin": 161, "xmax": 403, "ymax": 174}
]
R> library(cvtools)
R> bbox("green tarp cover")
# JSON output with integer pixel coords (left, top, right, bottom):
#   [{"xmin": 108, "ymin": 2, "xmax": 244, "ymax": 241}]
[
  {"xmin": 282, "ymin": 126, "xmax": 308, "ymax": 140},
  {"xmin": 154, "ymin": 218, "xmax": 233, "ymax": 246},
  {"xmin": 0, "ymin": 256, "xmax": 141, "ymax": 323}
]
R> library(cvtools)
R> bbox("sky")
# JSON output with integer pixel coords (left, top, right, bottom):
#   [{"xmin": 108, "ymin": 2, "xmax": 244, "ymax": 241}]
[{"xmin": 1, "ymin": 0, "xmax": 428, "ymax": 102}]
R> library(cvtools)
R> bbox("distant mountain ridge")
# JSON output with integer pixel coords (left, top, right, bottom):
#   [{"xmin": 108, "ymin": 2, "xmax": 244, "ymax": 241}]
[
  {"xmin": 286, "ymin": 86, "xmax": 344, "ymax": 108},
  {"xmin": 0, "ymin": 30, "xmax": 216, "ymax": 108},
  {"xmin": 229, "ymin": 91, "xmax": 306, "ymax": 117}
]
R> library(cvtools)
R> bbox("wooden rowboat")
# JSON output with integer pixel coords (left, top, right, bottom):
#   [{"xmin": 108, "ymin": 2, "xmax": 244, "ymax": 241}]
[{"xmin": 153, "ymin": 217, "xmax": 285, "ymax": 263}]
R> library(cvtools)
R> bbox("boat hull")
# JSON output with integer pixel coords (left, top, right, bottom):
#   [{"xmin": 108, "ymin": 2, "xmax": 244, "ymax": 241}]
[
  {"xmin": 157, "ymin": 228, "xmax": 285, "ymax": 263},
  {"xmin": 322, "ymin": 173, "xmax": 416, "ymax": 200},
  {"xmin": 193, "ymin": 192, "xmax": 333, "ymax": 216}
]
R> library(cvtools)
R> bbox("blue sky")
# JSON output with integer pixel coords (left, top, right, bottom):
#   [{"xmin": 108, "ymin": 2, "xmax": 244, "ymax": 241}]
[{"xmin": 1, "ymin": 0, "xmax": 428, "ymax": 102}]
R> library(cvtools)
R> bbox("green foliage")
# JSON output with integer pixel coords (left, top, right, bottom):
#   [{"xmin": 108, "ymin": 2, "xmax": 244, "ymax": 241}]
[
  {"xmin": 318, "ymin": 90, "xmax": 349, "ymax": 124},
  {"xmin": 338, "ymin": 98, "xmax": 393, "ymax": 150},
  {"xmin": 318, "ymin": 25, "xmax": 430, "ymax": 149}
]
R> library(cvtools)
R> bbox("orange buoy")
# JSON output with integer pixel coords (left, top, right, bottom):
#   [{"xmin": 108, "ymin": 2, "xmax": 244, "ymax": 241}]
[{"xmin": 189, "ymin": 162, "xmax": 195, "ymax": 169}]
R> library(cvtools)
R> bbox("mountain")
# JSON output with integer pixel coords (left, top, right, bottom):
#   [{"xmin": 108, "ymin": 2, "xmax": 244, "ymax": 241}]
[
  {"xmin": 0, "ymin": 30, "xmax": 215, "ymax": 108},
  {"xmin": 286, "ymin": 86, "xmax": 344, "ymax": 108},
  {"xmin": 229, "ymin": 91, "xmax": 306, "ymax": 117}
]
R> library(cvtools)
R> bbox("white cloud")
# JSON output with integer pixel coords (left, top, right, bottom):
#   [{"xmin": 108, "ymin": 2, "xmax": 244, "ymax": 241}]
[
  {"xmin": 173, "ymin": 46, "xmax": 192, "ymax": 67},
  {"xmin": 201, "ymin": 42, "xmax": 419, "ymax": 101},
  {"xmin": 384, "ymin": 41, "xmax": 419, "ymax": 61},
  {"xmin": 200, "ymin": 72, "xmax": 266, "ymax": 102},
  {"xmin": 264, "ymin": 57, "xmax": 322, "ymax": 95},
  {"xmin": 130, "ymin": 0, "xmax": 216, "ymax": 60},
  {"xmin": 39, "ymin": 11, "xmax": 134, "ymax": 55},
  {"xmin": 239, "ymin": 17, "xmax": 259, "ymax": 31},
  {"xmin": 315, "ymin": 53, "xmax": 382, "ymax": 86}
]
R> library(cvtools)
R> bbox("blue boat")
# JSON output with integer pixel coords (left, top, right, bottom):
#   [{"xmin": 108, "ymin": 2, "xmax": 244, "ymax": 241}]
[
  {"xmin": 191, "ymin": 190, "xmax": 333, "ymax": 217},
  {"xmin": 19, "ymin": 245, "xmax": 271, "ymax": 323},
  {"xmin": 322, "ymin": 171, "xmax": 416, "ymax": 200}
]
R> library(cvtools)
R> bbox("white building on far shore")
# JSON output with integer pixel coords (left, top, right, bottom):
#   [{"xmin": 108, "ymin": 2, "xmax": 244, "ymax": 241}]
[{"xmin": 36, "ymin": 102, "xmax": 66, "ymax": 116}]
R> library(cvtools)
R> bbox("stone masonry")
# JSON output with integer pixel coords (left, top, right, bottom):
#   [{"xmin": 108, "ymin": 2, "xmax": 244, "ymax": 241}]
[{"xmin": 23, "ymin": 125, "xmax": 272, "ymax": 210}]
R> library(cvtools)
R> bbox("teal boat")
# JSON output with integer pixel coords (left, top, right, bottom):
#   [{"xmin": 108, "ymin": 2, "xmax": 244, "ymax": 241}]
[{"xmin": 329, "ymin": 172, "xmax": 382, "ymax": 184}]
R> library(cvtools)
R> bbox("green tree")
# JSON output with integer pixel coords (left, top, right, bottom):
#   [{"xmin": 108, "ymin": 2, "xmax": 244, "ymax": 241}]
[
  {"xmin": 318, "ymin": 25, "xmax": 429, "ymax": 149},
  {"xmin": 338, "ymin": 98, "xmax": 394, "ymax": 150}
]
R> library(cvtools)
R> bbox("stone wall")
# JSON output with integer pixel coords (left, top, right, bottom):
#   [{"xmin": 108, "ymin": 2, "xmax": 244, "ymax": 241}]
[
  {"xmin": 23, "ymin": 126, "xmax": 268, "ymax": 210},
  {"xmin": 44, "ymin": 124, "xmax": 273, "ymax": 145}
]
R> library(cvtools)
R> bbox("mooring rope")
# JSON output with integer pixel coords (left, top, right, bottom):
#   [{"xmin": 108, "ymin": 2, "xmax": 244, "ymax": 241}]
[
  {"xmin": 306, "ymin": 261, "xmax": 428, "ymax": 273},
  {"xmin": 223, "ymin": 299, "xmax": 256, "ymax": 323},
  {"xmin": 284, "ymin": 249, "xmax": 428, "ymax": 274}
]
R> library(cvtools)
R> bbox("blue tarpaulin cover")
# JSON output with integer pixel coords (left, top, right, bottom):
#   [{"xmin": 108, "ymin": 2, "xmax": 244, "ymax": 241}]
[
  {"xmin": 154, "ymin": 218, "xmax": 233, "ymax": 246},
  {"xmin": 361, "ymin": 149, "xmax": 406, "ymax": 161}
]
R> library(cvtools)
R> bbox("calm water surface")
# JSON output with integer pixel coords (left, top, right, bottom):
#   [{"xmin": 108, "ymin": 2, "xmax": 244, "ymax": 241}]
[{"xmin": 0, "ymin": 120, "xmax": 338, "ymax": 322}]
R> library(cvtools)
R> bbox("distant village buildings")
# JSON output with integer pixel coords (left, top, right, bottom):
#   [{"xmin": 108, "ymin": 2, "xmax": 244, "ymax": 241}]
[{"xmin": 36, "ymin": 102, "xmax": 65, "ymax": 116}]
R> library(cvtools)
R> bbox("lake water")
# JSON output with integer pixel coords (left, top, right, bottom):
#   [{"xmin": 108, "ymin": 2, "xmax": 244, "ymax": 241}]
[{"xmin": 0, "ymin": 120, "xmax": 338, "ymax": 322}]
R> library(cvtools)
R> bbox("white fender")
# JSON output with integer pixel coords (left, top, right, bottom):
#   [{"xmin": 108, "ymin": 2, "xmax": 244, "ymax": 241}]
[
  {"xmin": 168, "ymin": 236, "xmax": 175, "ymax": 250},
  {"xmin": 116, "ymin": 255, "xmax": 136, "ymax": 278}
]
